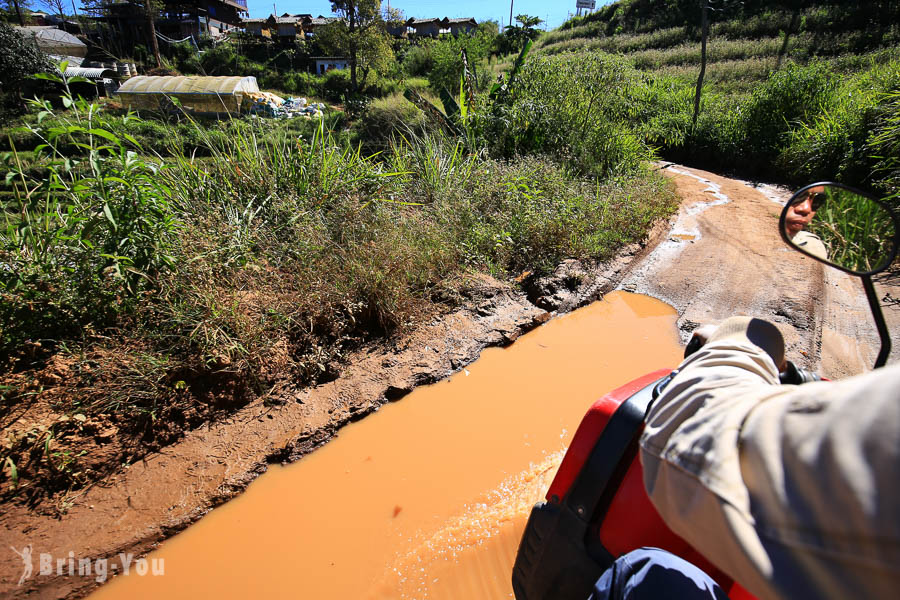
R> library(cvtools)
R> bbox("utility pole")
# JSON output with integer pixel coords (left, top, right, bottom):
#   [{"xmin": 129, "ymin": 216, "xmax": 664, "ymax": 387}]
[{"xmin": 508, "ymin": 0, "xmax": 513, "ymax": 30}]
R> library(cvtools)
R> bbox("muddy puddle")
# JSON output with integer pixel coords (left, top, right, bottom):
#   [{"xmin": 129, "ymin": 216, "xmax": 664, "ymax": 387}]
[{"xmin": 89, "ymin": 291, "xmax": 683, "ymax": 599}]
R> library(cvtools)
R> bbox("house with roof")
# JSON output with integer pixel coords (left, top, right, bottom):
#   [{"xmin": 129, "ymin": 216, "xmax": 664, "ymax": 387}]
[
  {"xmin": 311, "ymin": 56, "xmax": 350, "ymax": 74},
  {"xmin": 406, "ymin": 17, "xmax": 448, "ymax": 37},
  {"xmin": 305, "ymin": 15, "xmax": 339, "ymax": 37},
  {"xmin": 89, "ymin": 0, "xmax": 247, "ymax": 46},
  {"xmin": 242, "ymin": 17, "xmax": 271, "ymax": 37},
  {"xmin": 447, "ymin": 17, "xmax": 477, "ymax": 36},
  {"xmin": 272, "ymin": 13, "xmax": 309, "ymax": 40}
]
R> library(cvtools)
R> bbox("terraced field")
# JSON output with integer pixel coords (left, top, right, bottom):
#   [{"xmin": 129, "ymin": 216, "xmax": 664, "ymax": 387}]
[{"xmin": 535, "ymin": 8, "xmax": 900, "ymax": 96}]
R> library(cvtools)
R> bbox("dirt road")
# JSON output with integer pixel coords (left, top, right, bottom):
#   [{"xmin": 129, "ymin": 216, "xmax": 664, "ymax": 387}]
[
  {"xmin": 625, "ymin": 164, "xmax": 898, "ymax": 376},
  {"xmin": 2, "ymin": 165, "xmax": 896, "ymax": 598}
]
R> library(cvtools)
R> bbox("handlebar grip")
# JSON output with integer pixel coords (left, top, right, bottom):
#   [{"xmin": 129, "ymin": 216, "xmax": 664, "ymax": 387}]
[{"xmin": 780, "ymin": 361, "xmax": 822, "ymax": 385}]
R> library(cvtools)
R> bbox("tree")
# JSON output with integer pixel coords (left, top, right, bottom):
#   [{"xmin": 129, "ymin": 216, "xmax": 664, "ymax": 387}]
[
  {"xmin": 496, "ymin": 13, "xmax": 542, "ymax": 54},
  {"xmin": 323, "ymin": 0, "xmax": 388, "ymax": 91},
  {"xmin": 2, "ymin": 0, "xmax": 32, "ymax": 26},
  {"xmin": 41, "ymin": 0, "xmax": 66, "ymax": 21},
  {"xmin": 81, "ymin": 0, "xmax": 162, "ymax": 67},
  {"xmin": 138, "ymin": 0, "xmax": 163, "ymax": 68},
  {"xmin": 0, "ymin": 20, "xmax": 53, "ymax": 114}
]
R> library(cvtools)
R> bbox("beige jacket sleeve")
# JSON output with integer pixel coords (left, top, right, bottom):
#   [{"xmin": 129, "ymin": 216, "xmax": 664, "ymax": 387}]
[{"xmin": 640, "ymin": 339, "xmax": 900, "ymax": 600}]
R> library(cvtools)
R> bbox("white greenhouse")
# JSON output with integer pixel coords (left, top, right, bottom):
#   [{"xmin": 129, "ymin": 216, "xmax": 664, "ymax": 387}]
[{"xmin": 115, "ymin": 75, "xmax": 260, "ymax": 114}]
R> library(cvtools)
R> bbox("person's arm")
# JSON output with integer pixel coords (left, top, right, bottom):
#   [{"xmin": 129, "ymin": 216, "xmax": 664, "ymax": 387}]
[{"xmin": 640, "ymin": 317, "xmax": 900, "ymax": 600}]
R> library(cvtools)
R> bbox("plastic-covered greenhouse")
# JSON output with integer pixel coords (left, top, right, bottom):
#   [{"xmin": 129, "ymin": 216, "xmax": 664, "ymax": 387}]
[
  {"xmin": 116, "ymin": 76, "xmax": 260, "ymax": 114},
  {"xmin": 14, "ymin": 26, "xmax": 87, "ymax": 57}
]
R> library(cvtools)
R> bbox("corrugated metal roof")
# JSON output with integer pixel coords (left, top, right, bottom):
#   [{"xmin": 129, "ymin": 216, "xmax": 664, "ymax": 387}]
[
  {"xmin": 65, "ymin": 67, "xmax": 117, "ymax": 80},
  {"xmin": 407, "ymin": 18, "xmax": 449, "ymax": 26}
]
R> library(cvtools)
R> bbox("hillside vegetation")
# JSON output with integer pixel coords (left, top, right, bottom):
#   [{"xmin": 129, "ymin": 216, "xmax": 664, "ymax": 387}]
[{"xmin": 535, "ymin": 0, "xmax": 900, "ymax": 193}]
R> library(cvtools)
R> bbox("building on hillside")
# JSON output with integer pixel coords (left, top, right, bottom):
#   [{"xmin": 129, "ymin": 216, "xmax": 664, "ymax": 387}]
[
  {"xmin": 447, "ymin": 17, "xmax": 476, "ymax": 36},
  {"xmin": 272, "ymin": 13, "xmax": 309, "ymax": 40},
  {"xmin": 385, "ymin": 20, "xmax": 407, "ymax": 38},
  {"xmin": 242, "ymin": 17, "xmax": 270, "ymax": 37},
  {"xmin": 311, "ymin": 56, "xmax": 349, "ymax": 74},
  {"xmin": 24, "ymin": 11, "xmax": 50, "ymax": 25},
  {"xmin": 88, "ymin": 0, "xmax": 247, "ymax": 49},
  {"xmin": 305, "ymin": 15, "xmax": 338, "ymax": 37},
  {"xmin": 406, "ymin": 17, "xmax": 448, "ymax": 37}
]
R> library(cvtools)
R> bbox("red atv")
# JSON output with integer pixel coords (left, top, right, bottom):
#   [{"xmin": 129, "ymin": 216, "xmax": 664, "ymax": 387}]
[{"xmin": 512, "ymin": 182, "xmax": 899, "ymax": 600}]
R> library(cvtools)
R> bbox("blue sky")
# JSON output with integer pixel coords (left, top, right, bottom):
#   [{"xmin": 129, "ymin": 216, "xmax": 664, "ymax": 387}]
[{"xmin": 247, "ymin": 0, "xmax": 615, "ymax": 31}]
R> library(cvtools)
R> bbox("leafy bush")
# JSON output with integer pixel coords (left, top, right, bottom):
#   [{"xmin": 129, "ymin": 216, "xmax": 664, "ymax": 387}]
[
  {"xmin": 0, "ymin": 21, "xmax": 54, "ymax": 118},
  {"xmin": 734, "ymin": 62, "xmax": 836, "ymax": 165},
  {"xmin": 321, "ymin": 69, "xmax": 355, "ymax": 101},
  {"xmin": 478, "ymin": 51, "xmax": 691, "ymax": 179},
  {"xmin": 402, "ymin": 44, "xmax": 433, "ymax": 77},
  {"xmin": 169, "ymin": 40, "xmax": 202, "ymax": 74},
  {"xmin": 427, "ymin": 32, "xmax": 495, "ymax": 95},
  {"xmin": 678, "ymin": 61, "xmax": 837, "ymax": 175}
]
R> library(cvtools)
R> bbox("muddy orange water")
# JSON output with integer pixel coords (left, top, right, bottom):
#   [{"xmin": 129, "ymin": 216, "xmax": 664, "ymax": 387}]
[{"xmin": 90, "ymin": 291, "xmax": 683, "ymax": 599}]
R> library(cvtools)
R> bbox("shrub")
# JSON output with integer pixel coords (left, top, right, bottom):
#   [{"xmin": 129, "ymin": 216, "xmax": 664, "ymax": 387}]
[
  {"xmin": 321, "ymin": 69, "xmax": 355, "ymax": 101},
  {"xmin": 1, "ymin": 72, "xmax": 179, "ymax": 356},
  {"xmin": 169, "ymin": 40, "xmax": 202, "ymax": 74},
  {"xmin": 478, "ymin": 51, "xmax": 691, "ymax": 179},
  {"xmin": 352, "ymin": 94, "xmax": 429, "ymax": 151},
  {"xmin": 0, "ymin": 21, "xmax": 54, "ymax": 118},
  {"xmin": 427, "ymin": 32, "xmax": 494, "ymax": 95},
  {"xmin": 736, "ymin": 62, "xmax": 836, "ymax": 164},
  {"xmin": 402, "ymin": 44, "xmax": 433, "ymax": 77}
]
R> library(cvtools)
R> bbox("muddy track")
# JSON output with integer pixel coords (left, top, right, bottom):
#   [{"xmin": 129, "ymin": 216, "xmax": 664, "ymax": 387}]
[{"xmin": 2, "ymin": 165, "xmax": 896, "ymax": 598}]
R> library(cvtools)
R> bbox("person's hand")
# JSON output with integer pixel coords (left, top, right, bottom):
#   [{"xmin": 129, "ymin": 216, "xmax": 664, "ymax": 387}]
[
  {"xmin": 684, "ymin": 318, "xmax": 787, "ymax": 372},
  {"xmin": 684, "ymin": 323, "xmax": 718, "ymax": 358}
]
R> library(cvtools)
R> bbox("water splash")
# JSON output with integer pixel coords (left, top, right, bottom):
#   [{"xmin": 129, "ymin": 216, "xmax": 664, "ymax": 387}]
[{"xmin": 370, "ymin": 451, "xmax": 565, "ymax": 600}]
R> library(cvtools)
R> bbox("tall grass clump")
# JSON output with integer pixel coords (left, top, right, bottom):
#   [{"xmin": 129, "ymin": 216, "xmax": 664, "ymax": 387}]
[
  {"xmin": 478, "ymin": 51, "xmax": 692, "ymax": 179},
  {"xmin": 678, "ymin": 61, "xmax": 835, "ymax": 174},
  {"xmin": 1, "ymin": 67, "xmax": 179, "ymax": 357},
  {"xmin": 781, "ymin": 60, "xmax": 900, "ymax": 189},
  {"xmin": 870, "ymin": 90, "xmax": 900, "ymax": 199},
  {"xmin": 351, "ymin": 94, "xmax": 432, "ymax": 152}
]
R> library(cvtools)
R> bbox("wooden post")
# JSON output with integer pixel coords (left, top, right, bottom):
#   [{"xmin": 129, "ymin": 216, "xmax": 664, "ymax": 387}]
[{"xmin": 692, "ymin": 0, "xmax": 709, "ymax": 128}]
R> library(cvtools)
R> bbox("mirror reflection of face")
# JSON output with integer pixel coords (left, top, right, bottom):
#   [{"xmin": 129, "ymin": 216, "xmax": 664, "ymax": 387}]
[
  {"xmin": 782, "ymin": 183, "xmax": 898, "ymax": 274},
  {"xmin": 785, "ymin": 185, "xmax": 825, "ymax": 237}
]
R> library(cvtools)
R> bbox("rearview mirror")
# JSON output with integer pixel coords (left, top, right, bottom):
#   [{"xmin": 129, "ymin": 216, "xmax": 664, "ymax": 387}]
[{"xmin": 780, "ymin": 183, "xmax": 899, "ymax": 275}]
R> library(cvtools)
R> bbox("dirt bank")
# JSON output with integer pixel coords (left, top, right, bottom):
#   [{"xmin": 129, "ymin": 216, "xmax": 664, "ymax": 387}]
[{"xmin": 2, "ymin": 165, "xmax": 896, "ymax": 598}]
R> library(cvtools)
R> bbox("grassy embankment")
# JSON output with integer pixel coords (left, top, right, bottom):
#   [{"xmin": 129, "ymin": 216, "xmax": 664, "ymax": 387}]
[
  {"xmin": 0, "ymin": 54, "xmax": 678, "ymax": 505},
  {"xmin": 535, "ymin": 1, "xmax": 900, "ymax": 197}
]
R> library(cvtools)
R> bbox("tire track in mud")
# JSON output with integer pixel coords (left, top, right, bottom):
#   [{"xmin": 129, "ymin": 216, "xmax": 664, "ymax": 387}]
[
  {"xmin": 622, "ymin": 164, "xmax": 897, "ymax": 377},
  {"xmin": 620, "ymin": 164, "xmax": 826, "ymax": 369}
]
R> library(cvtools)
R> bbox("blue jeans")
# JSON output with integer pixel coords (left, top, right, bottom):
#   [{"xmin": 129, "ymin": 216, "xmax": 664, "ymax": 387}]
[{"xmin": 589, "ymin": 548, "xmax": 729, "ymax": 600}]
